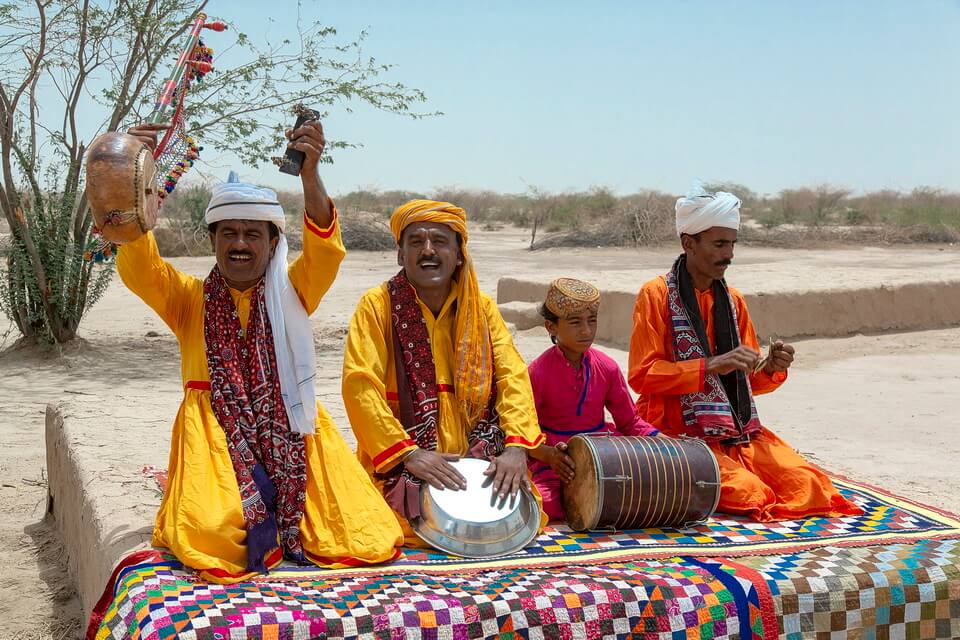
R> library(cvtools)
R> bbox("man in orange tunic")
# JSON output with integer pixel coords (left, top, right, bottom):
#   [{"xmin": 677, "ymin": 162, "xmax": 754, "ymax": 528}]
[{"xmin": 628, "ymin": 182, "xmax": 861, "ymax": 522}]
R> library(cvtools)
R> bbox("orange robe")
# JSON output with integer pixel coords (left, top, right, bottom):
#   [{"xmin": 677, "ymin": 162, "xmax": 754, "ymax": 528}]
[{"xmin": 628, "ymin": 276, "xmax": 862, "ymax": 521}]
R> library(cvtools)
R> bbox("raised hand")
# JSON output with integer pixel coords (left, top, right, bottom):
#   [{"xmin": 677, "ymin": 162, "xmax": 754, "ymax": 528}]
[{"xmin": 285, "ymin": 119, "xmax": 326, "ymax": 177}]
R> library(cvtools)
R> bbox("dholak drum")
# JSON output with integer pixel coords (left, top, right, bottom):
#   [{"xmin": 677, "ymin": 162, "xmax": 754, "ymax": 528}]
[{"xmin": 562, "ymin": 435, "xmax": 720, "ymax": 531}]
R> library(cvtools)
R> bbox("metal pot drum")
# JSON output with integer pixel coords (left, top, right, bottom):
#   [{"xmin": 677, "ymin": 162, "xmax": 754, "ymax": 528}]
[
  {"xmin": 562, "ymin": 434, "xmax": 721, "ymax": 532},
  {"xmin": 412, "ymin": 457, "xmax": 541, "ymax": 558}
]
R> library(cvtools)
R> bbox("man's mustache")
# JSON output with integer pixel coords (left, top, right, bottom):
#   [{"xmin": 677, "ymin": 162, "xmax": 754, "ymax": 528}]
[{"xmin": 715, "ymin": 259, "xmax": 731, "ymax": 267}]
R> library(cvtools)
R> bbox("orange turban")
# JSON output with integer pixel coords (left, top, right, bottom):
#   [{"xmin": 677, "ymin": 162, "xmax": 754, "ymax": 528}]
[{"xmin": 390, "ymin": 199, "xmax": 492, "ymax": 426}]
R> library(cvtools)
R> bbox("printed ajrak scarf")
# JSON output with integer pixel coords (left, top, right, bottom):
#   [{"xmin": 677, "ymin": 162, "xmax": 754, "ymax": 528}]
[
  {"xmin": 665, "ymin": 255, "xmax": 762, "ymax": 443},
  {"xmin": 382, "ymin": 270, "xmax": 504, "ymax": 520},
  {"xmin": 203, "ymin": 266, "xmax": 308, "ymax": 572}
]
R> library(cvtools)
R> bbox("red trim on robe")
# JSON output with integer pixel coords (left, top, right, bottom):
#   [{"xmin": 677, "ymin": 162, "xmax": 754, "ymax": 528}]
[
  {"xmin": 303, "ymin": 207, "xmax": 338, "ymax": 239},
  {"xmin": 386, "ymin": 384, "xmax": 454, "ymax": 402},
  {"xmin": 505, "ymin": 433, "xmax": 546, "ymax": 448},
  {"xmin": 372, "ymin": 439, "xmax": 417, "ymax": 469}
]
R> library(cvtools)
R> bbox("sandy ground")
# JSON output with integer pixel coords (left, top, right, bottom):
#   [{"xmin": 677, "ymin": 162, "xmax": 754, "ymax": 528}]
[{"xmin": 0, "ymin": 225, "xmax": 958, "ymax": 637}]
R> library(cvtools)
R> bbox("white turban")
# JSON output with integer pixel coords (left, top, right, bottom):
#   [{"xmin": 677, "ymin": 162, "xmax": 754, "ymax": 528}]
[
  {"xmin": 675, "ymin": 180, "xmax": 742, "ymax": 236},
  {"xmin": 205, "ymin": 178, "xmax": 317, "ymax": 436},
  {"xmin": 205, "ymin": 181, "xmax": 286, "ymax": 232}
]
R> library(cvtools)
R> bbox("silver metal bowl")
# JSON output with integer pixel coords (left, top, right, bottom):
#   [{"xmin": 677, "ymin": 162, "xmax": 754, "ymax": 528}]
[{"xmin": 411, "ymin": 457, "xmax": 540, "ymax": 558}]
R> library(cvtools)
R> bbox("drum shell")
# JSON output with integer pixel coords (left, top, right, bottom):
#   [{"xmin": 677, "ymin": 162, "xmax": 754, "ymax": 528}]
[
  {"xmin": 413, "ymin": 458, "xmax": 540, "ymax": 558},
  {"xmin": 562, "ymin": 435, "xmax": 720, "ymax": 532},
  {"xmin": 85, "ymin": 132, "xmax": 159, "ymax": 244}
]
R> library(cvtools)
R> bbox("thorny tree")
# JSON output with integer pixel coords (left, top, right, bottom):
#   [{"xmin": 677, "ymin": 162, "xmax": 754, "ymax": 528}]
[{"xmin": 0, "ymin": 0, "xmax": 433, "ymax": 344}]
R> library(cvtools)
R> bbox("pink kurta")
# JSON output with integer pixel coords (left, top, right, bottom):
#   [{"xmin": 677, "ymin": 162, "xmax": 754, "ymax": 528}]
[{"xmin": 527, "ymin": 346, "xmax": 658, "ymax": 520}]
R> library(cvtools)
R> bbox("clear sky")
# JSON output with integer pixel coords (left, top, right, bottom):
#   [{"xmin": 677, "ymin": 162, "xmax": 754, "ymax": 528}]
[{"xmin": 202, "ymin": 1, "xmax": 959, "ymax": 196}]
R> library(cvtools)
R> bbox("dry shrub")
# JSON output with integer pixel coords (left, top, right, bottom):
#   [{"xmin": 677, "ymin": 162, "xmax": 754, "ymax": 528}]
[
  {"xmin": 336, "ymin": 189, "xmax": 425, "ymax": 217},
  {"xmin": 339, "ymin": 211, "xmax": 395, "ymax": 251},
  {"xmin": 152, "ymin": 184, "xmax": 960, "ymax": 255},
  {"xmin": 531, "ymin": 190, "xmax": 674, "ymax": 250},
  {"xmin": 153, "ymin": 223, "xmax": 210, "ymax": 256},
  {"xmin": 285, "ymin": 210, "xmax": 394, "ymax": 252},
  {"xmin": 335, "ymin": 188, "xmax": 533, "ymax": 226},
  {"xmin": 766, "ymin": 185, "xmax": 851, "ymax": 226},
  {"xmin": 747, "ymin": 186, "xmax": 960, "ymax": 245},
  {"xmin": 432, "ymin": 188, "xmax": 531, "ymax": 224},
  {"xmin": 740, "ymin": 223, "xmax": 960, "ymax": 247}
]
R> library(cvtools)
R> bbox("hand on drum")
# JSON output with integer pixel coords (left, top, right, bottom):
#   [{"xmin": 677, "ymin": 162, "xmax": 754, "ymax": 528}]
[
  {"xmin": 483, "ymin": 447, "xmax": 530, "ymax": 508},
  {"xmin": 126, "ymin": 122, "xmax": 171, "ymax": 153},
  {"xmin": 404, "ymin": 449, "xmax": 467, "ymax": 491},
  {"xmin": 541, "ymin": 442, "xmax": 576, "ymax": 483}
]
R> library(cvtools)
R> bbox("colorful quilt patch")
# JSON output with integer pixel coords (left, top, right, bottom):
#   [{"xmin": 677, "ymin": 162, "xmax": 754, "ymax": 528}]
[
  {"xmin": 90, "ymin": 479, "xmax": 960, "ymax": 639},
  {"xmin": 92, "ymin": 556, "xmax": 776, "ymax": 640},
  {"xmin": 267, "ymin": 478, "xmax": 960, "ymax": 579},
  {"xmin": 735, "ymin": 539, "xmax": 960, "ymax": 639}
]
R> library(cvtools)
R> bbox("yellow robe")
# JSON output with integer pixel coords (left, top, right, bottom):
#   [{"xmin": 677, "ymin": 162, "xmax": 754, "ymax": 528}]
[
  {"xmin": 342, "ymin": 283, "xmax": 547, "ymax": 544},
  {"xmin": 116, "ymin": 211, "xmax": 402, "ymax": 582}
]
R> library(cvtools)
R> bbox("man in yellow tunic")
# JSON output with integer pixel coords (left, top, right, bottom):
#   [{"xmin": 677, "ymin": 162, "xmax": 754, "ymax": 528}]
[
  {"xmin": 628, "ymin": 182, "xmax": 862, "ymax": 522},
  {"xmin": 117, "ymin": 122, "xmax": 401, "ymax": 582},
  {"xmin": 342, "ymin": 199, "xmax": 546, "ymax": 545}
]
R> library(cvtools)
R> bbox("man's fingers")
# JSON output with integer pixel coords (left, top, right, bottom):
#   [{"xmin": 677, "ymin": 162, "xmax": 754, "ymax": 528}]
[
  {"xmin": 292, "ymin": 141, "xmax": 324, "ymax": 157},
  {"xmin": 780, "ymin": 343, "xmax": 796, "ymax": 355},
  {"xmin": 728, "ymin": 354, "xmax": 755, "ymax": 371},
  {"xmin": 290, "ymin": 125, "xmax": 325, "ymax": 143},
  {"xmin": 771, "ymin": 354, "xmax": 793, "ymax": 370},
  {"xmin": 291, "ymin": 133, "xmax": 326, "ymax": 149},
  {"xmin": 507, "ymin": 470, "xmax": 521, "ymax": 498},
  {"xmin": 490, "ymin": 466, "xmax": 509, "ymax": 503},
  {"xmin": 439, "ymin": 459, "xmax": 467, "ymax": 488},
  {"xmin": 423, "ymin": 472, "xmax": 445, "ymax": 491},
  {"xmin": 430, "ymin": 464, "xmax": 463, "ymax": 490},
  {"xmin": 300, "ymin": 119, "xmax": 324, "ymax": 136},
  {"xmin": 736, "ymin": 352, "xmax": 756, "ymax": 365}
]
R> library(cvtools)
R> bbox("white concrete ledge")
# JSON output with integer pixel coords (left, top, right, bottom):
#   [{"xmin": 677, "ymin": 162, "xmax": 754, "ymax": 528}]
[
  {"xmin": 498, "ymin": 300, "xmax": 543, "ymax": 330},
  {"xmin": 498, "ymin": 277, "xmax": 960, "ymax": 348},
  {"xmin": 46, "ymin": 400, "xmax": 162, "ymax": 622}
]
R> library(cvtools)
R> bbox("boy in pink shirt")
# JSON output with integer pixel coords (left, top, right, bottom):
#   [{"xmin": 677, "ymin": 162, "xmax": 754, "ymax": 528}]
[{"xmin": 527, "ymin": 278, "xmax": 658, "ymax": 521}]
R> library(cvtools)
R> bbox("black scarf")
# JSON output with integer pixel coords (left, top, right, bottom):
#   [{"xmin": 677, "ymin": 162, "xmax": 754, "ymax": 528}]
[{"xmin": 673, "ymin": 255, "xmax": 753, "ymax": 429}]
